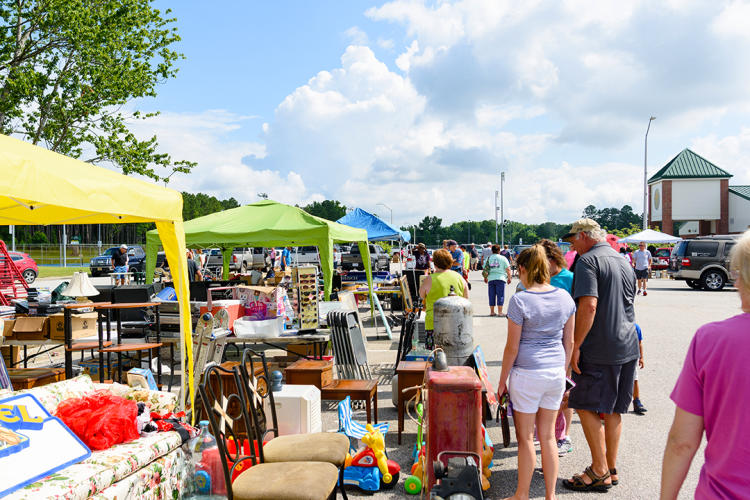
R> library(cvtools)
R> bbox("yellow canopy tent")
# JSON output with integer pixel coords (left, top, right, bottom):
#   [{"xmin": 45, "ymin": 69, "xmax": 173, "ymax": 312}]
[{"xmin": 0, "ymin": 133, "xmax": 194, "ymax": 411}]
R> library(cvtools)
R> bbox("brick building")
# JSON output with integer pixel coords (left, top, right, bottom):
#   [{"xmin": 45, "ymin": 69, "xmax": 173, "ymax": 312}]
[{"xmin": 648, "ymin": 149, "xmax": 750, "ymax": 237}]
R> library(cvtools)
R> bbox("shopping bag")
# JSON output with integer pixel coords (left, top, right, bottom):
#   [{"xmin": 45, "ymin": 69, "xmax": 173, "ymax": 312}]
[{"xmin": 496, "ymin": 392, "xmax": 511, "ymax": 448}]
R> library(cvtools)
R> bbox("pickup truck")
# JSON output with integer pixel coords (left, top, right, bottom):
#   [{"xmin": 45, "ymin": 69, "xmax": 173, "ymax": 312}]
[
  {"xmin": 89, "ymin": 245, "xmax": 146, "ymax": 277},
  {"xmin": 231, "ymin": 247, "xmax": 270, "ymax": 272},
  {"xmin": 341, "ymin": 244, "xmax": 389, "ymax": 271}
]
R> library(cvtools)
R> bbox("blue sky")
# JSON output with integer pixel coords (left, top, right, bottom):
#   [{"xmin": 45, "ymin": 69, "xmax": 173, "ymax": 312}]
[{"xmin": 134, "ymin": 1, "xmax": 750, "ymax": 226}]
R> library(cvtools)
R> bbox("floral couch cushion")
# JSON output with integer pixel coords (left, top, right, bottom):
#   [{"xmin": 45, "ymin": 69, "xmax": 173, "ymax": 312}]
[
  {"xmin": 91, "ymin": 447, "xmax": 188, "ymax": 500},
  {"xmin": 6, "ymin": 432, "xmax": 183, "ymax": 499},
  {"xmin": 0, "ymin": 374, "xmax": 95, "ymax": 413}
]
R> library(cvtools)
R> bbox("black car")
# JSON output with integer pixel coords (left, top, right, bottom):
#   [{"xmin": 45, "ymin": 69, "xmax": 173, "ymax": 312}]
[{"xmin": 89, "ymin": 245, "xmax": 146, "ymax": 277}]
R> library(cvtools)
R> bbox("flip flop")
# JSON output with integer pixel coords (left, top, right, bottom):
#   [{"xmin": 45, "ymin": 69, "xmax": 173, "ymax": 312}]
[{"xmin": 562, "ymin": 466, "xmax": 612, "ymax": 492}]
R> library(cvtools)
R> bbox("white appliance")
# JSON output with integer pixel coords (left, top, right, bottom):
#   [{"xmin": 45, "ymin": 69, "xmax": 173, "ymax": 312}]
[{"xmin": 264, "ymin": 384, "xmax": 322, "ymax": 435}]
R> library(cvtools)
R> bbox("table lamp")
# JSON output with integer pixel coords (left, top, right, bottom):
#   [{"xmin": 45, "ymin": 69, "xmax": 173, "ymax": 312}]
[{"xmin": 62, "ymin": 272, "xmax": 100, "ymax": 304}]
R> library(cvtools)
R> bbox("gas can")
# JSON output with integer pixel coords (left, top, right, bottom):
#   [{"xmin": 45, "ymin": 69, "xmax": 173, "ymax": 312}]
[
  {"xmin": 433, "ymin": 293, "xmax": 474, "ymax": 365},
  {"xmin": 425, "ymin": 365, "xmax": 483, "ymax": 494}
]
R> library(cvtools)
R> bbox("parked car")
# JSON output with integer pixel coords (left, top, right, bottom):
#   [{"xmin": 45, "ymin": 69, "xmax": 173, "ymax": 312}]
[
  {"xmin": 651, "ymin": 247, "xmax": 673, "ymax": 271},
  {"xmin": 89, "ymin": 245, "xmax": 145, "ymax": 277},
  {"xmin": 668, "ymin": 235, "xmax": 738, "ymax": 290},
  {"xmin": 2, "ymin": 251, "xmax": 38, "ymax": 284},
  {"xmin": 342, "ymin": 244, "xmax": 389, "ymax": 271}
]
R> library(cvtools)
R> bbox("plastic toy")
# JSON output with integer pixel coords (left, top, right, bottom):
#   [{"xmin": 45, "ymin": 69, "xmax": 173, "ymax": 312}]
[
  {"xmin": 341, "ymin": 423, "xmax": 400, "ymax": 492},
  {"xmin": 480, "ymin": 426, "xmax": 494, "ymax": 491},
  {"xmin": 404, "ymin": 402, "xmax": 425, "ymax": 495}
]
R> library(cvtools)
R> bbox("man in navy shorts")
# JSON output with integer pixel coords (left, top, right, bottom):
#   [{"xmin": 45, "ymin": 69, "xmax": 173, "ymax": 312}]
[{"xmin": 561, "ymin": 218, "xmax": 639, "ymax": 492}]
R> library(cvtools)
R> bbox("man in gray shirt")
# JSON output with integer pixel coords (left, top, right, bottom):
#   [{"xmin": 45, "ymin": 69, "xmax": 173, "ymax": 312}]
[{"xmin": 562, "ymin": 218, "xmax": 638, "ymax": 492}]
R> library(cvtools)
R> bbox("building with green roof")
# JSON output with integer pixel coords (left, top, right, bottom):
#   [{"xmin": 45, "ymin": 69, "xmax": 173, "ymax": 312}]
[{"xmin": 648, "ymin": 149, "xmax": 749, "ymax": 236}]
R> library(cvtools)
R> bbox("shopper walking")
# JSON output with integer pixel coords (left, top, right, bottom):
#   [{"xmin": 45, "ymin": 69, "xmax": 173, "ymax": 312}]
[
  {"xmin": 496, "ymin": 245, "xmax": 576, "ymax": 500},
  {"xmin": 633, "ymin": 242, "xmax": 652, "ymax": 295},
  {"xmin": 661, "ymin": 229, "xmax": 750, "ymax": 499},
  {"xmin": 419, "ymin": 248, "xmax": 468, "ymax": 349},
  {"xmin": 447, "ymin": 240, "xmax": 464, "ymax": 275},
  {"xmin": 461, "ymin": 245, "xmax": 470, "ymax": 276},
  {"xmin": 562, "ymin": 218, "xmax": 638, "ymax": 492},
  {"xmin": 414, "ymin": 243, "xmax": 431, "ymax": 273},
  {"xmin": 470, "ymin": 244, "xmax": 479, "ymax": 270},
  {"xmin": 269, "ymin": 247, "xmax": 277, "ymax": 269},
  {"xmin": 186, "ymin": 250, "xmax": 203, "ymax": 282},
  {"xmin": 483, "ymin": 244, "xmax": 511, "ymax": 316},
  {"xmin": 281, "ymin": 246, "xmax": 291, "ymax": 271},
  {"xmin": 482, "ymin": 242, "xmax": 492, "ymax": 267},
  {"xmin": 111, "ymin": 244, "xmax": 129, "ymax": 286}
]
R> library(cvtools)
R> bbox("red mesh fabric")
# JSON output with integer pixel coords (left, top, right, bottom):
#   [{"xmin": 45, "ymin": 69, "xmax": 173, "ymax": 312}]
[{"xmin": 55, "ymin": 390, "xmax": 139, "ymax": 450}]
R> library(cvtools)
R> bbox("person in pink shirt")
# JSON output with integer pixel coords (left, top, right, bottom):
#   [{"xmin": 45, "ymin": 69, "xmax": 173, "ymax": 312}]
[{"xmin": 661, "ymin": 229, "xmax": 750, "ymax": 499}]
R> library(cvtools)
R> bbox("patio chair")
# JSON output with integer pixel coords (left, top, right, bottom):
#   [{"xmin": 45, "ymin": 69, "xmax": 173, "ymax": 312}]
[
  {"xmin": 337, "ymin": 395, "xmax": 388, "ymax": 441},
  {"xmin": 199, "ymin": 363, "xmax": 340, "ymax": 500},
  {"xmin": 236, "ymin": 348, "xmax": 350, "ymax": 499}
]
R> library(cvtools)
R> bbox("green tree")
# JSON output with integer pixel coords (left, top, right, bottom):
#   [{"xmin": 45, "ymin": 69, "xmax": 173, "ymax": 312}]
[
  {"xmin": 0, "ymin": 0, "xmax": 194, "ymax": 182},
  {"xmin": 302, "ymin": 200, "xmax": 347, "ymax": 221},
  {"xmin": 182, "ymin": 192, "xmax": 239, "ymax": 221}
]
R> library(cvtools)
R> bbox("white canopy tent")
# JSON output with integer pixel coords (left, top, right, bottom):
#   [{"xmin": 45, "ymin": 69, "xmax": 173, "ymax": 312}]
[{"xmin": 618, "ymin": 229, "xmax": 682, "ymax": 244}]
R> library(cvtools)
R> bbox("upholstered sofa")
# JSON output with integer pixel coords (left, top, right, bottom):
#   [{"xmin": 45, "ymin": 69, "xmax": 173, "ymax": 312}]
[{"xmin": 0, "ymin": 374, "xmax": 189, "ymax": 499}]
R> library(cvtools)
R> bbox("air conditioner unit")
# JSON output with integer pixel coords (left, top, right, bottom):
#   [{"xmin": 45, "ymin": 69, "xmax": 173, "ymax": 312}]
[{"xmin": 264, "ymin": 384, "xmax": 321, "ymax": 435}]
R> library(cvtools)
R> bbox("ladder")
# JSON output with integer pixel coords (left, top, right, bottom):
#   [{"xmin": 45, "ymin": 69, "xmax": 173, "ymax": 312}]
[{"xmin": 0, "ymin": 240, "xmax": 28, "ymax": 306}]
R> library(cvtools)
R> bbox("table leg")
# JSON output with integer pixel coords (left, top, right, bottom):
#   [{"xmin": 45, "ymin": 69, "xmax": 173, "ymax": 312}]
[
  {"xmin": 366, "ymin": 396, "xmax": 372, "ymax": 424},
  {"xmin": 117, "ymin": 352, "xmax": 122, "ymax": 383},
  {"xmin": 155, "ymin": 306, "xmax": 162, "ymax": 387},
  {"xmin": 23, "ymin": 344, "xmax": 28, "ymax": 368},
  {"xmin": 397, "ymin": 384, "xmax": 404, "ymax": 444},
  {"xmin": 64, "ymin": 308, "xmax": 72, "ymax": 378},
  {"xmin": 373, "ymin": 390, "xmax": 378, "ymax": 424}
]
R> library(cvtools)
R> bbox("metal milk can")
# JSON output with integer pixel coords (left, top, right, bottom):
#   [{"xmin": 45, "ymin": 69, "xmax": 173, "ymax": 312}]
[{"xmin": 433, "ymin": 287, "xmax": 474, "ymax": 366}]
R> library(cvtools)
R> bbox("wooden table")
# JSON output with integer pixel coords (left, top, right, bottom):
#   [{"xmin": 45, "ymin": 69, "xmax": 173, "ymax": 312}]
[
  {"xmin": 321, "ymin": 379, "xmax": 379, "ymax": 423},
  {"xmin": 396, "ymin": 360, "xmax": 429, "ymax": 444},
  {"xmin": 61, "ymin": 302, "xmax": 112, "ymax": 380}
]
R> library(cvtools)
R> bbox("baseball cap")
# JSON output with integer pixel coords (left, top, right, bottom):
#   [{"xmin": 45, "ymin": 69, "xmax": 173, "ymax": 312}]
[
  {"xmin": 562, "ymin": 218, "xmax": 601, "ymax": 240},
  {"xmin": 120, "ymin": 244, "xmax": 128, "ymax": 249},
  {"xmin": 447, "ymin": 239, "xmax": 458, "ymax": 246}
]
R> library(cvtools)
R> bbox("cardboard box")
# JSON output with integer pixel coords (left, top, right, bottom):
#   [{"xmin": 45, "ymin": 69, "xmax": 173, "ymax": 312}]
[
  {"xmin": 12, "ymin": 316, "xmax": 49, "ymax": 340},
  {"xmin": 2, "ymin": 318, "xmax": 15, "ymax": 340},
  {"xmin": 79, "ymin": 358, "xmax": 132, "ymax": 381},
  {"xmin": 1, "ymin": 345, "xmax": 21, "ymax": 367},
  {"xmin": 48, "ymin": 312, "xmax": 99, "ymax": 341}
]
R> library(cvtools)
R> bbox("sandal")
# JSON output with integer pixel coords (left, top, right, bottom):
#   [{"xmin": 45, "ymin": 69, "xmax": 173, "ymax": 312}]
[
  {"xmin": 562, "ymin": 466, "xmax": 612, "ymax": 492},
  {"xmin": 610, "ymin": 468, "xmax": 618, "ymax": 486}
]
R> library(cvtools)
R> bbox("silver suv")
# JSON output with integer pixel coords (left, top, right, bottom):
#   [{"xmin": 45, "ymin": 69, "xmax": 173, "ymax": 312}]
[{"xmin": 668, "ymin": 235, "xmax": 738, "ymax": 290}]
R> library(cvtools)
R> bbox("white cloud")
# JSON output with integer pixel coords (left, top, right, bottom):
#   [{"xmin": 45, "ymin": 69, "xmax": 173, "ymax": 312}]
[
  {"xmin": 711, "ymin": 0, "xmax": 750, "ymax": 39},
  {"xmin": 690, "ymin": 128, "xmax": 750, "ymax": 185},
  {"xmin": 344, "ymin": 26, "xmax": 369, "ymax": 45},
  {"xmin": 126, "ymin": 110, "xmax": 318, "ymax": 205}
]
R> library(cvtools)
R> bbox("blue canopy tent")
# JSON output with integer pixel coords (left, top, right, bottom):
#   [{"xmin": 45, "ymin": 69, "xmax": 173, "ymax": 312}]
[{"xmin": 336, "ymin": 208, "xmax": 411, "ymax": 242}]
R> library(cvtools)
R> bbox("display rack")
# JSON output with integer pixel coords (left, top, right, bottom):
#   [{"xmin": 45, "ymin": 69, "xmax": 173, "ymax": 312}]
[{"xmin": 292, "ymin": 266, "xmax": 319, "ymax": 331}]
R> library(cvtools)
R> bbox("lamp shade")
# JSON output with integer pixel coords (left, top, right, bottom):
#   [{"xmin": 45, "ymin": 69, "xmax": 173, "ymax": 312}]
[{"xmin": 62, "ymin": 272, "xmax": 100, "ymax": 297}]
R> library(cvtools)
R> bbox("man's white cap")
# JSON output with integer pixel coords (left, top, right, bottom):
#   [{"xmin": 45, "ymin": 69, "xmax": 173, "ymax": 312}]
[{"xmin": 120, "ymin": 244, "xmax": 127, "ymax": 249}]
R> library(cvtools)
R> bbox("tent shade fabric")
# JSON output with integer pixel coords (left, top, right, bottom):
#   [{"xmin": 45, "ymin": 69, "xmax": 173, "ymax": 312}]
[
  {"xmin": 145, "ymin": 200, "xmax": 373, "ymax": 300},
  {"xmin": 336, "ymin": 208, "xmax": 411, "ymax": 242},
  {"xmin": 618, "ymin": 229, "xmax": 682, "ymax": 244},
  {"xmin": 0, "ymin": 133, "xmax": 193, "ymax": 412}
]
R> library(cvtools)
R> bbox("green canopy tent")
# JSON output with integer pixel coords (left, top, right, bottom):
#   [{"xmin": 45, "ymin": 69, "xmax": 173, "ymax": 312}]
[{"xmin": 145, "ymin": 199, "xmax": 373, "ymax": 300}]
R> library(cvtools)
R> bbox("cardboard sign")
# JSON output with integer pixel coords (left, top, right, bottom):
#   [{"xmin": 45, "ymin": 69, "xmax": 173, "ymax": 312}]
[{"xmin": 0, "ymin": 394, "xmax": 91, "ymax": 497}]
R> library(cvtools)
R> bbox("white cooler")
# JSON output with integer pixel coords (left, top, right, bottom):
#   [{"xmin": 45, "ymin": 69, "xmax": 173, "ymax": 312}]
[{"xmin": 264, "ymin": 384, "xmax": 322, "ymax": 435}]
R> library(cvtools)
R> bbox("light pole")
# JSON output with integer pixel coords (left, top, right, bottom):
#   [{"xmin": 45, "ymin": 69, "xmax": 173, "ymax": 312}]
[
  {"xmin": 643, "ymin": 116, "xmax": 656, "ymax": 230},
  {"xmin": 494, "ymin": 190, "xmax": 499, "ymax": 243},
  {"xmin": 500, "ymin": 171, "xmax": 505, "ymax": 247},
  {"xmin": 376, "ymin": 203, "xmax": 392, "ymax": 224}
]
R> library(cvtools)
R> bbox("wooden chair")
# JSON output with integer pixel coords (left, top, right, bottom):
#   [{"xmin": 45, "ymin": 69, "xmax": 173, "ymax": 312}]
[
  {"xmin": 199, "ymin": 364, "xmax": 340, "ymax": 500},
  {"xmin": 236, "ymin": 348, "xmax": 349, "ymax": 500}
]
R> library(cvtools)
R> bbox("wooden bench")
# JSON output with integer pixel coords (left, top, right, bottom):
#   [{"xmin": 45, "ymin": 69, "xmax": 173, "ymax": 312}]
[{"xmin": 321, "ymin": 379, "xmax": 378, "ymax": 424}]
